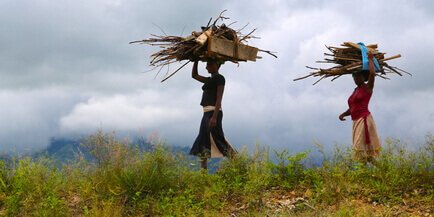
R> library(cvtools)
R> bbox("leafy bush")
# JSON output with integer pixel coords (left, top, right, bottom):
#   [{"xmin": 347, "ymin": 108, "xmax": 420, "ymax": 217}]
[
  {"xmin": 270, "ymin": 150, "xmax": 310, "ymax": 188},
  {"xmin": 4, "ymin": 158, "xmax": 69, "ymax": 216},
  {"xmin": 0, "ymin": 132, "xmax": 432, "ymax": 216}
]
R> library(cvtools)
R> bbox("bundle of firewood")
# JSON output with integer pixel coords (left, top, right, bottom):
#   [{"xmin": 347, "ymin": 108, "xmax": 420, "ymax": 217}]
[
  {"xmin": 294, "ymin": 42, "xmax": 409, "ymax": 85},
  {"xmin": 130, "ymin": 10, "xmax": 276, "ymax": 82}
]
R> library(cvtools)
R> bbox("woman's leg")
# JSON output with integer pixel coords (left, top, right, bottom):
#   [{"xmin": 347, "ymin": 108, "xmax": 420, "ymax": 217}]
[{"xmin": 200, "ymin": 157, "xmax": 208, "ymax": 170}]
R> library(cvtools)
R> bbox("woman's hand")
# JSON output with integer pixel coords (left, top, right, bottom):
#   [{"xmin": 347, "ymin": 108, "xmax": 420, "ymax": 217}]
[
  {"xmin": 339, "ymin": 110, "xmax": 349, "ymax": 121},
  {"xmin": 209, "ymin": 116, "xmax": 217, "ymax": 128},
  {"xmin": 339, "ymin": 113, "xmax": 346, "ymax": 121},
  {"xmin": 210, "ymin": 85, "xmax": 224, "ymax": 128}
]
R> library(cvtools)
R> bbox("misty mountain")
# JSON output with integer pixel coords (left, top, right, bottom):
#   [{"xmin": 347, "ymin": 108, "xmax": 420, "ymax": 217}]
[{"xmin": 30, "ymin": 136, "xmax": 191, "ymax": 166}]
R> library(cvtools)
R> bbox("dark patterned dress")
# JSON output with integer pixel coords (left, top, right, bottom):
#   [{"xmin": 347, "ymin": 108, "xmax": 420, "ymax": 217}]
[{"xmin": 190, "ymin": 73, "xmax": 236, "ymax": 158}]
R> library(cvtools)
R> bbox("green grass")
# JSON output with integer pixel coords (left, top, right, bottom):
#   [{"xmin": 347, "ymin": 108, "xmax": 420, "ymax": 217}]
[{"xmin": 0, "ymin": 132, "xmax": 432, "ymax": 216}]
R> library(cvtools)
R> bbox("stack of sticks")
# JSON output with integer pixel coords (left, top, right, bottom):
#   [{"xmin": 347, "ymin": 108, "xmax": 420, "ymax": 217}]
[
  {"xmin": 130, "ymin": 10, "xmax": 277, "ymax": 82},
  {"xmin": 294, "ymin": 42, "xmax": 410, "ymax": 85}
]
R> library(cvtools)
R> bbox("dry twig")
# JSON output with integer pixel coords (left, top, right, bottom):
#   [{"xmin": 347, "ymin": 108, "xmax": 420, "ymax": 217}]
[
  {"xmin": 130, "ymin": 10, "xmax": 277, "ymax": 82},
  {"xmin": 294, "ymin": 42, "xmax": 410, "ymax": 85}
]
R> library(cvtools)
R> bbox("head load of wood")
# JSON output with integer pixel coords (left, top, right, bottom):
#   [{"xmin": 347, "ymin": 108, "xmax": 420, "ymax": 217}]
[
  {"xmin": 294, "ymin": 42, "xmax": 410, "ymax": 85},
  {"xmin": 130, "ymin": 10, "xmax": 277, "ymax": 82}
]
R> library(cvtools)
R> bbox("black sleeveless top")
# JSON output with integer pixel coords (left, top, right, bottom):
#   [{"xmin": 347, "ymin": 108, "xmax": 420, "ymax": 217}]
[{"xmin": 200, "ymin": 74, "xmax": 225, "ymax": 106}]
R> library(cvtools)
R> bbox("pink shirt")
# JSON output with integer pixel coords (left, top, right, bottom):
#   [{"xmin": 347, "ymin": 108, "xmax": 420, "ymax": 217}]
[{"xmin": 348, "ymin": 85, "xmax": 372, "ymax": 120}]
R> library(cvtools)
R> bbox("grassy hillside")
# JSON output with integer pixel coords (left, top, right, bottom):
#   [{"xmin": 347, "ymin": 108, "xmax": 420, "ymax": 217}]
[{"xmin": 0, "ymin": 132, "xmax": 432, "ymax": 216}]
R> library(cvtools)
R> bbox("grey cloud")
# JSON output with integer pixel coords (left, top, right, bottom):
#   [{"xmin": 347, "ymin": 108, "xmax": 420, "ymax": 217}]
[
  {"xmin": 0, "ymin": 0, "xmax": 433, "ymax": 154},
  {"xmin": 0, "ymin": 88, "xmax": 84, "ymax": 153},
  {"xmin": 0, "ymin": 0, "xmax": 239, "ymax": 92}
]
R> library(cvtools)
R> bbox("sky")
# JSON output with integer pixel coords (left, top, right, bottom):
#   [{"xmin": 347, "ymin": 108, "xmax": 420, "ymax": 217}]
[{"xmin": 0, "ymin": 0, "xmax": 433, "ymax": 154}]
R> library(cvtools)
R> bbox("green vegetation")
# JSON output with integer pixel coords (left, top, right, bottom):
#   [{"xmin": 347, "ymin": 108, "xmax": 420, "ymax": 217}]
[{"xmin": 0, "ymin": 132, "xmax": 432, "ymax": 216}]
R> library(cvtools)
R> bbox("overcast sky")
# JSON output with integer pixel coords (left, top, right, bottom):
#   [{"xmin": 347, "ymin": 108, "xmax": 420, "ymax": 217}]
[{"xmin": 1, "ymin": 0, "xmax": 433, "ymax": 154}]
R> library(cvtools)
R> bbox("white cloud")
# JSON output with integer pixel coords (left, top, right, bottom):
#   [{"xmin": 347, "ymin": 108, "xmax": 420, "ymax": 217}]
[
  {"xmin": 0, "ymin": 88, "xmax": 82, "ymax": 153},
  {"xmin": 60, "ymin": 90, "xmax": 194, "ymax": 132}
]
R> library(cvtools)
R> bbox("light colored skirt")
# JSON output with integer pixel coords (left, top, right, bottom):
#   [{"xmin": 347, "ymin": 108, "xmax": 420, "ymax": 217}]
[{"xmin": 352, "ymin": 114, "xmax": 381, "ymax": 160}]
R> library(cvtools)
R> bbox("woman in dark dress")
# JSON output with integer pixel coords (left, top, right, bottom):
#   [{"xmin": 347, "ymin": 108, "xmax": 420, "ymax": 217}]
[{"xmin": 190, "ymin": 60, "xmax": 236, "ymax": 170}]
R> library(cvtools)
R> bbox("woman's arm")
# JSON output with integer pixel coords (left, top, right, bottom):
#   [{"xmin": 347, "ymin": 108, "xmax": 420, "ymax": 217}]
[
  {"xmin": 192, "ymin": 61, "xmax": 207, "ymax": 83},
  {"xmin": 367, "ymin": 53, "xmax": 375, "ymax": 91},
  {"xmin": 209, "ymin": 85, "xmax": 224, "ymax": 128},
  {"xmin": 339, "ymin": 109, "xmax": 350, "ymax": 121}
]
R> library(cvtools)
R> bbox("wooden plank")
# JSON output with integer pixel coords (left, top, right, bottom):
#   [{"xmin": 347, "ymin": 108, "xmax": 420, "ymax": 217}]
[
  {"xmin": 380, "ymin": 54, "xmax": 401, "ymax": 62},
  {"xmin": 366, "ymin": 44, "xmax": 378, "ymax": 49},
  {"xmin": 343, "ymin": 42, "xmax": 377, "ymax": 53},
  {"xmin": 195, "ymin": 29, "xmax": 212, "ymax": 45},
  {"xmin": 207, "ymin": 37, "xmax": 258, "ymax": 61}
]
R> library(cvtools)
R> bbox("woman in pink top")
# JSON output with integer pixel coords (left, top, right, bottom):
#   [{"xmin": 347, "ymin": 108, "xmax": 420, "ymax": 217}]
[{"xmin": 339, "ymin": 53, "xmax": 381, "ymax": 163}]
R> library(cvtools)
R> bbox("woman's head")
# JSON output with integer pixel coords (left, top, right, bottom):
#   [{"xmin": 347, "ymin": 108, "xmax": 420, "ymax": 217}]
[
  {"xmin": 206, "ymin": 60, "xmax": 222, "ymax": 74},
  {"xmin": 352, "ymin": 70, "xmax": 369, "ymax": 86}
]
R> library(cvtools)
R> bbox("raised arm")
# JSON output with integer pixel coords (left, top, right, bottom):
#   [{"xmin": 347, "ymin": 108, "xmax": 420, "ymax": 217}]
[
  {"xmin": 209, "ymin": 85, "xmax": 224, "ymax": 128},
  {"xmin": 367, "ymin": 53, "xmax": 376, "ymax": 91},
  {"xmin": 191, "ymin": 61, "xmax": 207, "ymax": 83}
]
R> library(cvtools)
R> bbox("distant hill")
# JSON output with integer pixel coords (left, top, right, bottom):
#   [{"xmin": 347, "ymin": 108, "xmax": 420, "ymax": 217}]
[
  {"xmin": 3, "ymin": 136, "xmax": 321, "ymax": 172},
  {"xmin": 31, "ymin": 137, "xmax": 192, "ymax": 167},
  {"xmin": 33, "ymin": 138, "xmax": 86, "ymax": 164}
]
